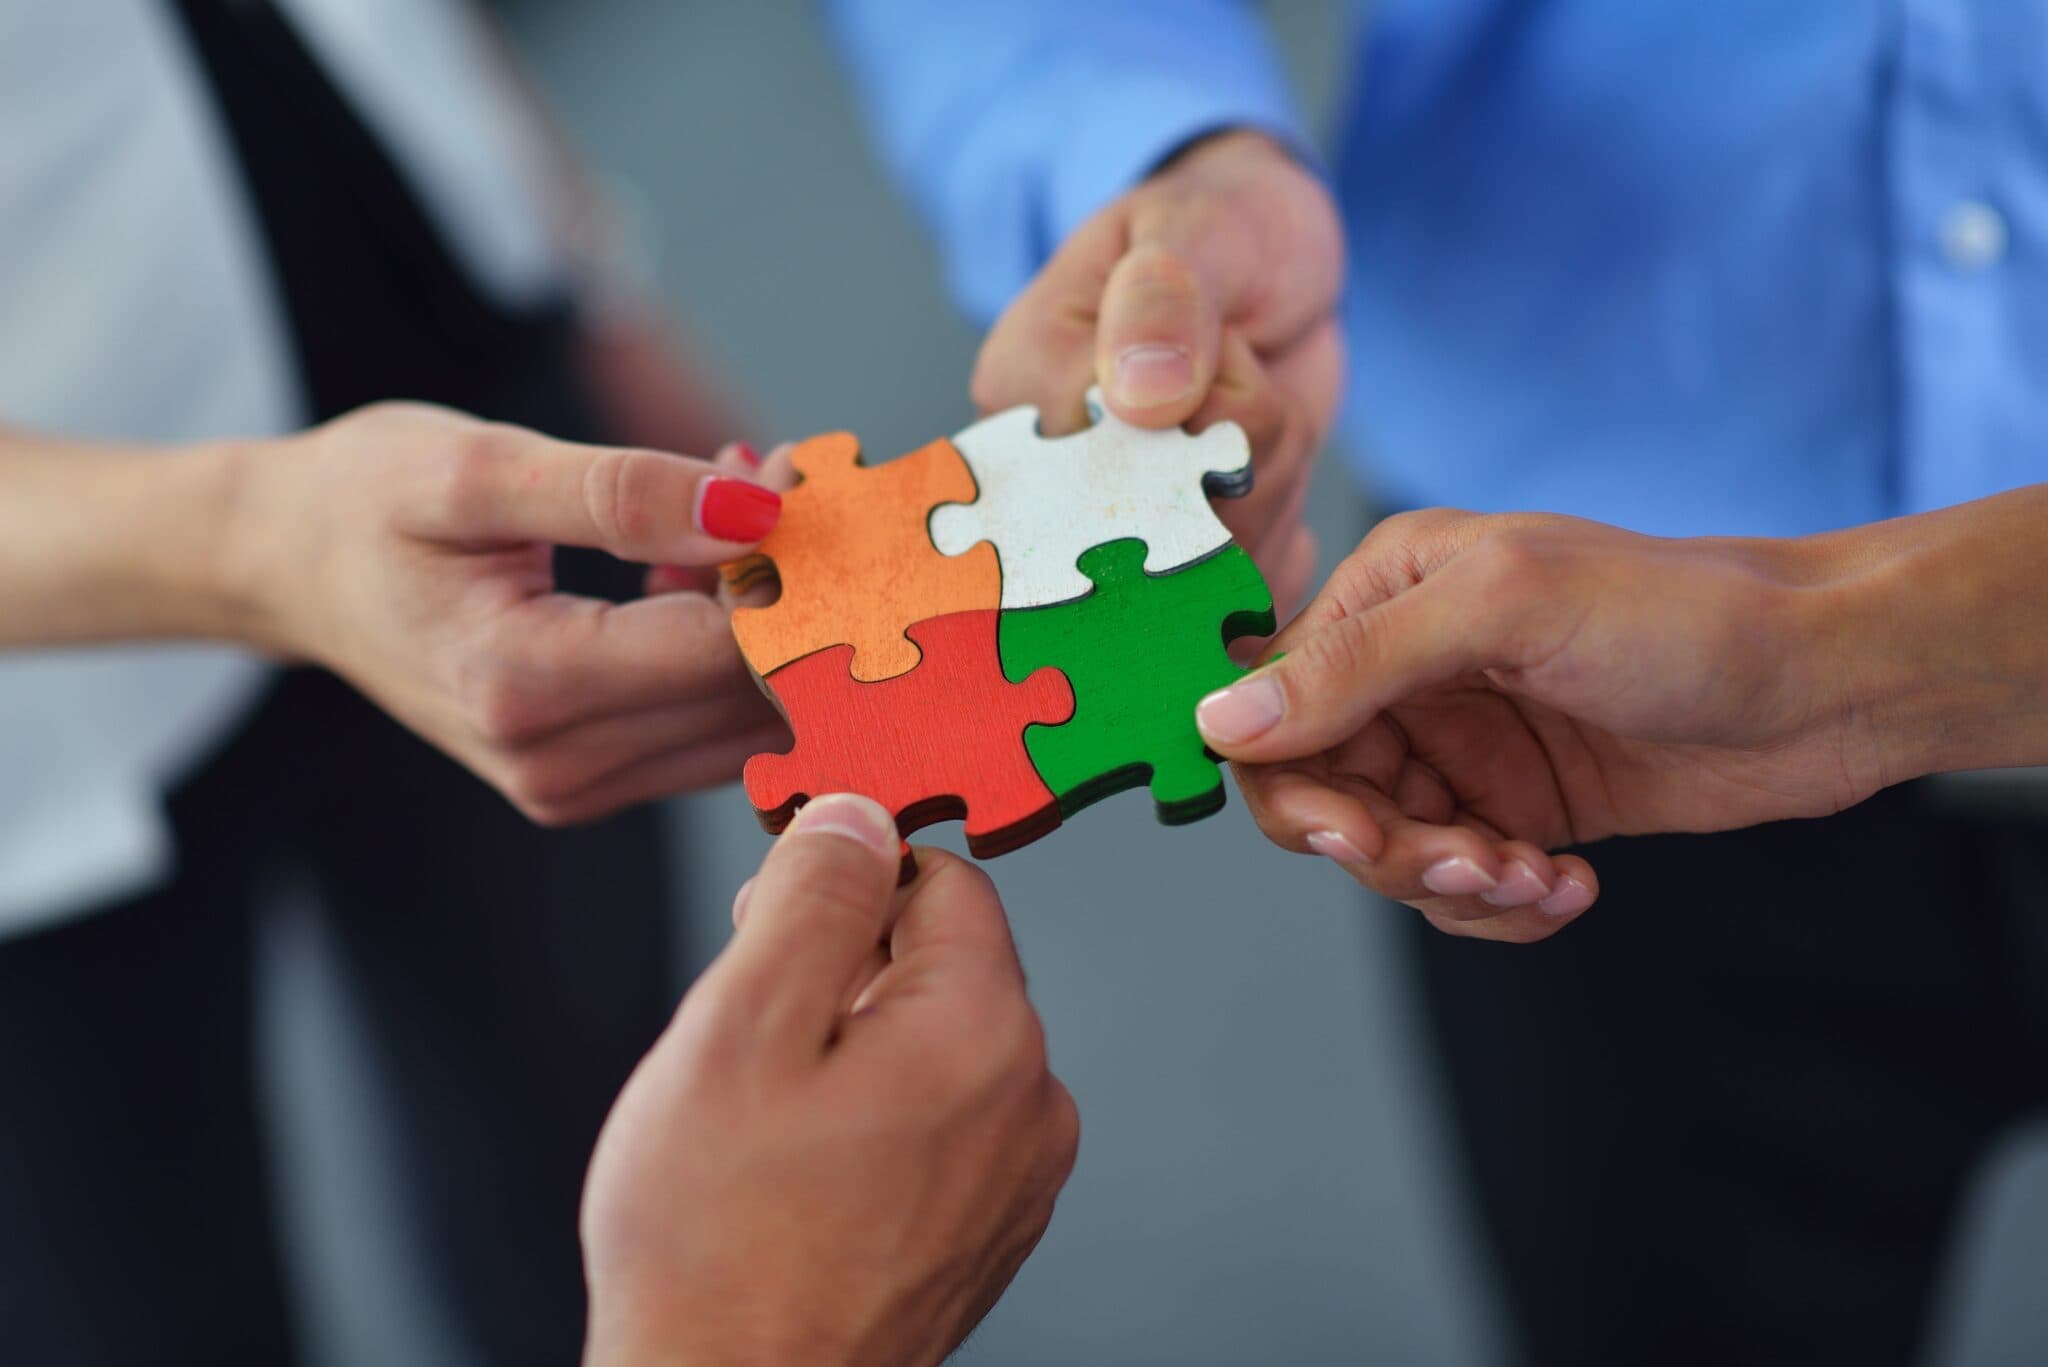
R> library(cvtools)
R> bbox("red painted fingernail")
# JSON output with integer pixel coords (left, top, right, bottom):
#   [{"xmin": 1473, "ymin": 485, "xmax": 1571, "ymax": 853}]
[
  {"xmin": 735, "ymin": 441, "xmax": 762, "ymax": 467},
  {"xmin": 695, "ymin": 477, "xmax": 781, "ymax": 542}
]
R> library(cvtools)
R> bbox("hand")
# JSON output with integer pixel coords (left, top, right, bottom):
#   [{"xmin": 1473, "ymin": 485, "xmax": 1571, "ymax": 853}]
[
  {"xmin": 1199, "ymin": 510, "xmax": 1900, "ymax": 942},
  {"xmin": 580, "ymin": 794, "xmax": 1080, "ymax": 1367},
  {"xmin": 970, "ymin": 129, "xmax": 1345, "ymax": 618},
  {"xmin": 232, "ymin": 401, "xmax": 789, "ymax": 823}
]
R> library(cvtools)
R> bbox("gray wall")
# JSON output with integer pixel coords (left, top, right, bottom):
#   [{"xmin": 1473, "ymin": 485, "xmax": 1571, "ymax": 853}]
[{"xmin": 273, "ymin": 3, "xmax": 2048, "ymax": 1363}]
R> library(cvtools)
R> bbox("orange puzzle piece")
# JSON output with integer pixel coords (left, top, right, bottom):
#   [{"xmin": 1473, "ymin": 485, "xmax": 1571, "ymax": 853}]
[
  {"xmin": 744, "ymin": 610, "xmax": 1076, "ymax": 858},
  {"xmin": 729, "ymin": 432, "xmax": 1000, "ymax": 682}
]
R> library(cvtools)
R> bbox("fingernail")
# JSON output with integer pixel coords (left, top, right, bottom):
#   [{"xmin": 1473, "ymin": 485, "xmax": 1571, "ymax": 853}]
[
  {"xmin": 784, "ymin": 792, "xmax": 900, "ymax": 859},
  {"xmin": 1306, "ymin": 830, "xmax": 1370, "ymax": 865},
  {"xmin": 1538, "ymin": 875, "xmax": 1594, "ymax": 919},
  {"xmin": 730, "ymin": 877, "xmax": 754, "ymax": 926},
  {"xmin": 734, "ymin": 441, "xmax": 762, "ymax": 468},
  {"xmin": 1480, "ymin": 858, "xmax": 1551, "ymax": 909},
  {"xmin": 1196, "ymin": 673, "xmax": 1285, "ymax": 745},
  {"xmin": 1113, "ymin": 343, "xmax": 1195, "ymax": 408},
  {"xmin": 1421, "ymin": 857, "xmax": 1498, "ymax": 898},
  {"xmin": 696, "ymin": 477, "xmax": 781, "ymax": 542}
]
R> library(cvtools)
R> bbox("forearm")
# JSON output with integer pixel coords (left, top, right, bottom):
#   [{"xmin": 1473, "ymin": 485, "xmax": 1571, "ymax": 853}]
[
  {"xmin": 0, "ymin": 428, "xmax": 265, "ymax": 648},
  {"xmin": 1805, "ymin": 485, "xmax": 2048, "ymax": 781}
]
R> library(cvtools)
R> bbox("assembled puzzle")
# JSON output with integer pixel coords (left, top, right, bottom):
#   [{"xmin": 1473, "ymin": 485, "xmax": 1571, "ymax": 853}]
[{"xmin": 724, "ymin": 388, "xmax": 1275, "ymax": 857}]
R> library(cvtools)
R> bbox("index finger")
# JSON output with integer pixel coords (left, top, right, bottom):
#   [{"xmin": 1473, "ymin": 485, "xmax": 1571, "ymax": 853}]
[
  {"xmin": 883, "ymin": 850, "xmax": 1025, "ymax": 988},
  {"xmin": 401, "ymin": 425, "xmax": 780, "ymax": 564},
  {"xmin": 832, "ymin": 850, "xmax": 1028, "ymax": 1049}
]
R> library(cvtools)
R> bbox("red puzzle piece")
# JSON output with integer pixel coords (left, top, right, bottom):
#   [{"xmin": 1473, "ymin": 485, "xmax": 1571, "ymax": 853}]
[{"xmin": 744, "ymin": 610, "xmax": 1076, "ymax": 857}]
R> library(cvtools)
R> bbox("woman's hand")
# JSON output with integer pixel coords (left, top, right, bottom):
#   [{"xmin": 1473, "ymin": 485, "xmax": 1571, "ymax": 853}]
[
  {"xmin": 1198, "ymin": 508, "xmax": 1912, "ymax": 942},
  {"xmin": 581, "ymin": 794, "xmax": 1080, "ymax": 1367},
  {"xmin": 231, "ymin": 401, "xmax": 789, "ymax": 823}
]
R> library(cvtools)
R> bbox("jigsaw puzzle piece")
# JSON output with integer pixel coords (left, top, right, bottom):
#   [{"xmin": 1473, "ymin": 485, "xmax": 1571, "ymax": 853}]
[
  {"xmin": 732, "ymin": 433, "xmax": 1001, "ymax": 682},
  {"xmin": 998, "ymin": 539, "xmax": 1275, "ymax": 824},
  {"xmin": 744, "ymin": 609, "xmax": 1077, "ymax": 857},
  {"xmin": 929, "ymin": 386, "xmax": 1253, "ymax": 611}
]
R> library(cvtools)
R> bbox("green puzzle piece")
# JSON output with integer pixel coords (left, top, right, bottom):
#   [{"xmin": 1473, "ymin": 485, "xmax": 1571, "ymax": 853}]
[{"xmin": 999, "ymin": 539, "xmax": 1276, "ymax": 824}]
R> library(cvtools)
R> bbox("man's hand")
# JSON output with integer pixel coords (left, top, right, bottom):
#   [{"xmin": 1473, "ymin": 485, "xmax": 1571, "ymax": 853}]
[
  {"xmin": 1199, "ymin": 510, "xmax": 1910, "ymax": 943},
  {"xmin": 581, "ymin": 793, "xmax": 1080, "ymax": 1367},
  {"xmin": 971, "ymin": 130, "xmax": 1345, "ymax": 617},
  {"xmin": 232, "ymin": 402, "xmax": 789, "ymax": 823}
]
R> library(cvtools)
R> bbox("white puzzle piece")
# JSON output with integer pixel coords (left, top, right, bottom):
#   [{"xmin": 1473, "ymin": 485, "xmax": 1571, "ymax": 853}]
[{"xmin": 929, "ymin": 387, "xmax": 1253, "ymax": 610}]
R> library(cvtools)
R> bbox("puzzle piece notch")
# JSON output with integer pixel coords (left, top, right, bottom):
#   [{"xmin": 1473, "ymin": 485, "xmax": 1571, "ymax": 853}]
[
  {"xmin": 999, "ymin": 538, "xmax": 1275, "ymax": 825},
  {"xmin": 745, "ymin": 609, "xmax": 1076, "ymax": 858},
  {"xmin": 929, "ymin": 386, "xmax": 1254, "ymax": 611},
  {"xmin": 730, "ymin": 433, "xmax": 1001, "ymax": 683}
]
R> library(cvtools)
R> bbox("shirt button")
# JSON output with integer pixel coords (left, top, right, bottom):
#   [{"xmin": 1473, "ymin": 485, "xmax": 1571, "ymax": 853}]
[{"xmin": 1940, "ymin": 199, "xmax": 2008, "ymax": 271}]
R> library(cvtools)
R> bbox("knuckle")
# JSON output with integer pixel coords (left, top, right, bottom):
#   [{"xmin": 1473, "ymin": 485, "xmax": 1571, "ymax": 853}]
[
  {"xmin": 1465, "ymin": 526, "xmax": 1553, "ymax": 592},
  {"xmin": 455, "ymin": 656, "xmax": 551, "ymax": 747},
  {"xmin": 1108, "ymin": 241, "xmax": 1205, "ymax": 315},
  {"xmin": 428, "ymin": 423, "xmax": 517, "ymax": 525},
  {"xmin": 911, "ymin": 848, "xmax": 999, "ymax": 910},
  {"xmin": 987, "ymin": 999, "xmax": 1052, "ymax": 1086},
  {"xmin": 1291, "ymin": 613, "xmax": 1380, "ymax": 702},
  {"xmin": 587, "ymin": 447, "xmax": 686, "ymax": 555},
  {"xmin": 929, "ymin": 996, "xmax": 1047, "ymax": 1098},
  {"xmin": 579, "ymin": 447, "xmax": 639, "ymax": 550},
  {"xmin": 1365, "ymin": 508, "xmax": 1441, "ymax": 551},
  {"xmin": 1038, "ymin": 1077, "xmax": 1082, "ymax": 1179}
]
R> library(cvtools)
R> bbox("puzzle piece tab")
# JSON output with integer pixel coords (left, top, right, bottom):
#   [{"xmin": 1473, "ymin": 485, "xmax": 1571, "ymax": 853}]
[
  {"xmin": 929, "ymin": 386, "xmax": 1253, "ymax": 611},
  {"xmin": 745, "ymin": 610, "xmax": 1077, "ymax": 857},
  {"xmin": 732, "ymin": 433, "xmax": 1000, "ymax": 682},
  {"xmin": 998, "ymin": 539, "xmax": 1275, "ymax": 824}
]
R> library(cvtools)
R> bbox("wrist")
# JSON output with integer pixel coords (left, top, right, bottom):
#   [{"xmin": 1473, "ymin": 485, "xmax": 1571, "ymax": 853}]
[
  {"xmin": 1794, "ymin": 500, "xmax": 2048, "ymax": 784},
  {"xmin": 173, "ymin": 437, "xmax": 294, "ymax": 652}
]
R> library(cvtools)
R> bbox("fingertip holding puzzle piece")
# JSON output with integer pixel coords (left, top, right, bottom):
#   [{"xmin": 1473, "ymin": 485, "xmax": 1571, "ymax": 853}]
[{"xmin": 730, "ymin": 387, "xmax": 1272, "ymax": 858}]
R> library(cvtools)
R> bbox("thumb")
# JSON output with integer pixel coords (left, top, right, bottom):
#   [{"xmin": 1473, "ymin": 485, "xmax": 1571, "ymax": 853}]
[
  {"xmin": 1195, "ymin": 569, "xmax": 1521, "ymax": 765},
  {"xmin": 1094, "ymin": 240, "xmax": 1222, "ymax": 429},
  {"xmin": 705, "ymin": 794, "xmax": 906, "ymax": 1057},
  {"xmin": 404, "ymin": 426, "xmax": 782, "ymax": 565}
]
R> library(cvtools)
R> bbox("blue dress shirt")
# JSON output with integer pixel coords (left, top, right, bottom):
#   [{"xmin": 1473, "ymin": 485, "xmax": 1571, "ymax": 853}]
[{"xmin": 830, "ymin": 0, "xmax": 2048, "ymax": 537}]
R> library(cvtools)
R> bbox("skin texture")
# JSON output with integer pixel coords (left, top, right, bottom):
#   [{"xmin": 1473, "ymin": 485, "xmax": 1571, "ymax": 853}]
[
  {"xmin": 0, "ymin": 402, "xmax": 787, "ymax": 825},
  {"xmin": 1199, "ymin": 492, "xmax": 2048, "ymax": 943},
  {"xmin": 580, "ymin": 794, "xmax": 1081, "ymax": 1367},
  {"xmin": 968, "ymin": 129, "xmax": 1345, "ymax": 622}
]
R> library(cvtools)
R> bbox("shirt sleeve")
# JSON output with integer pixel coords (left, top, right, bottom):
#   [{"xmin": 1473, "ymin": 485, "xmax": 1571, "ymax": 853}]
[{"xmin": 823, "ymin": 1, "xmax": 1309, "ymax": 322}]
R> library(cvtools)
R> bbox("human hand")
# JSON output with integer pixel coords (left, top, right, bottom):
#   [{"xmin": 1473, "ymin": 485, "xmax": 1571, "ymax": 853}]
[
  {"xmin": 580, "ymin": 794, "xmax": 1080, "ymax": 1367},
  {"xmin": 232, "ymin": 401, "xmax": 789, "ymax": 823},
  {"xmin": 970, "ymin": 129, "xmax": 1345, "ymax": 617},
  {"xmin": 1199, "ymin": 510, "xmax": 1900, "ymax": 942}
]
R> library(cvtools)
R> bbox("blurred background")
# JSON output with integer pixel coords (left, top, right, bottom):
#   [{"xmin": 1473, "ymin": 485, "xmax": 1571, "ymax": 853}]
[{"xmin": 256, "ymin": 2, "xmax": 2048, "ymax": 1363}]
